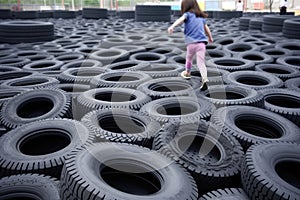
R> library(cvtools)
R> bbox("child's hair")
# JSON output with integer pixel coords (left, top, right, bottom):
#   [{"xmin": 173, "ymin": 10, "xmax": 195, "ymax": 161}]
[{"xmin": 181, "ymin": 0, "xmax": 208, "ymax": 18}]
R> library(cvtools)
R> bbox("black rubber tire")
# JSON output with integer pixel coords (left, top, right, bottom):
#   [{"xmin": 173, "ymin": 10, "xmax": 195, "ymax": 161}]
[
  {"xmin": 241, "ymin": 142, "xmax": 300, "ymax": 200},
  {"xmin": 109, "ymin": 44, "xmax": 146, "ymax": 55},
  {"xmin": 55, "ymin": 53, "xmax": 85, "ymax": 64},
  {"xmin": 0, "ymin": 89, "xmax": 71, "ymax": 129},
  {"xmin": 0, "ymin": 118, "xmax": 93, "ymax": 178},
  {"xmin": 224, "ymin": 70, "xmax": 283, "ymax": 90},
  {"xmin": 22, "ymin": 60, "xmax": 64, "ymax": 72},
  {"xmin": 275, "ymin": 42, "xmax": 300, "ymax": 56},
  {"xmin": 82, "ymin": 8, "xmax": 108, "ymax": 19},
  {"xmin": 0, "ymin": 88, "xmax": 28, "ymax": 108},
  {"xmin": 206, "ymin": 57, "xmax": 255, "ymax": 72},
  {"xmin": 0, "ymin": 57, "xmax": 31, "ymax": 68},
  {"xmin": 154, "ymin": 121, "xmax": 244, "ymax": 196},
  {"xmin": 43, "ymin": 48, "xmax": 72, "ymax": 57},
  {"xmin": 1, "ymin": 76, "xmax": 59, "ymax": 90},
  {"xmin": 82, "ymin": 109, "xmax": 161, "ymax": 147},
  {"xmin": 139, "ymin": 63, "xmax": 183, "ymax": 79},
  {"xmin": 130, "ymin": 52, "xmax": 167, "ymax": 64},
  {"xmin": 76, "ymin": 88, "xmax": 151, "ymax": 118},
  {"xmin": 285, "ymin": 77, "xmax": 300, "ymax": 93},
  {"xmin": 206, "ymin": 49, "xmax": 231, "ymax": 59},
  {"xmin": 150, "ymin": 46, "xmax": 183, "ymax": 57},
  {"xmin": 262, "ymin": 47, "xmax": 292, "ymax": 60},
  {"xmin": 223, "ymin": 42, "xmax": 260, "ymax": 56},
  {"xmin": 211, "ymin": 106, "xmax": 300, "ymax": 151},
  {"xmin": 137, "ymin": 77, "xmax": 197, "ymax": 100},
  {"xmin": 199, "ymin": 188, "xmax": 249, "ymax": 200},
  {"xmin": 58, "ymin": 67, "xmax": 107, "ymax": 85},
  {"xmin": 60, "ymin": 142, "xmax": 198, "ymax": 200},
  {"xmin": 0, "ymin": 65, "xmax": 21, "ymax": 72},
  {"xmin": 199, "ymin": 85, "xmax": 264, "ymax": 108},
  {"xmin": 140, "ymin": 96, "xmax": 215, "ymax": 124},
  {"xmin": 255, "ymin": 63, "xmax": 300, "ymax": 81},
  {"xmin": 277, "ymin": 56, "xmax": 300, "ymax": 70},
  {"xmin": 105, "ymin": 60, "xmax": 150, "ymax": 71},
  {"xmin": 101, "ymin": 38, "xmax": 134, "ymax": 48},
  {"xmin": 90, "ymin": 49, "xmax": 129, "ymax": 65},
  {"xmin": 214, "ymin": 36, "xmax": 237, "ymax": 46},
  {"xmin": 0, "ymin": 174, "xmax": 60, "ymax": 200},
  {"xmin": 261, "ymin": 88, "xmax": 300, "ymax": 126},
  {"xmin": 51, "ymin": 83, "xmax": 90, "ymax": 98},
  {"xmin": 0, "ymin": 71, "xmax": 36, "ymax": 84},
  {"xmin": 237, "ymin": 51, "xmax": 273, "ymax": 65},
  {"xmin": 60, "ymin": 59, "xmax": 103, "ymax": 71},
  {"xmin": 90, "ymin": 71, "xmax": 152, "ymax": 89}
]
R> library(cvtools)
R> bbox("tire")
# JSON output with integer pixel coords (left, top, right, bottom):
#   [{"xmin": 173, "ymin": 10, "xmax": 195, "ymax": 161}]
[
  {"xmin": 154, "ymin": 121, "xmax": 244, "ymax": 196},
  {"xmin": 150, "ymin": 46, "xmax": 183, "ymax": 57},
  {"xmin": 285, "ymin": 77, "xmax": 300, "ymax": 93},
  {"xmin": 60, "ymin": 59, "xmax": 103, "ymax": 71},
  {"xmin": 140, "ymin": 96, "xmax": 215, "ymax": 124},
  {"xmin": 255, "ymin": 64, "xmax": 300, "ymax": 81},
  {"xmin": 58, "ymin": 67, "xmax": 107, "ymax": 85},
  {"xmin": 199, "ymin": 188, "xmax": 249, "ymax": 200},
  {"xmin": 0, "ymin": 71, "xmax": 36, "ymax": 84},
  {"xmin": 0, "ymin": 58, "xmax": 31, "ymax": 68},
  {"xmin": 1, "ymin": 76, "xmax": 59, "ymax": 90},
  {"xmin": 22, "ymin": 60, "xmax": 64, "ymax": 72},
  {"xmin": 139, "ymin": 63, "xmax": 183, "ymax": 79},
  {"xmin": 0, "ymin": 118, "xmax": 93, "ymax": 178},
  {"xmin": 261, "ymin": 88, "xmax": 300, "ymax": 126},
  {"xmin": 199, "ymin": 85, "xmax": 264, "ymax": 108},
  {"xmin": 83, "ymin": 8, "xmax": 108, "ymax": 19},
  {"xmin": 223, "ymin": 42, "xmax": 260, "ymax": 56},
  {"xmin": 110, "ymin": 45, "xmax": 146, "ymax": 55},
  {"xmin": 0, "ymin": 88, "xmax": 28, "ymax": 108},
  {"xmin": 0, "ymin": 89, "xmax": 71, "ymax": 129},
  {"xmin": 130, "ymin": 52, "xmax": 167, "ymax": 64},
  {"xmin": 0, "ymin": 174, "xmax": 60, "ymax": 200},
  {"xmin": 101, "ymin": 38, "xmax": 134, "ymax": 48},
  {"xmin": 90, "ymin": 71, "xmax": 152, "ymax": 89},
  {"xmin": 211, "ymin": 106, "xmax": 300, "ymax": 151},
  {"xmin": 277, "ymin": 56, "xmax": 300, "ymax": 70},
  {"xmin": 206, "ymin": 57, "xmax": 255, "ymax": 72},
  {"xmin": 206, "ymin": 49, "xmax": 231, "ymax": 59},
  {"xmin": 237, "ymin": 51, "xmax": 273, "ymax": 65},
  {"xmin": 90, "ymin": 49, "xmax": 129, "ymax": 65},
  {"xmin": 43, "ymin": 48, "xmax": 72, "ymax": 57},
  {"xmin": 137, "ymin": 77, "xmax": 197, "ymax": 99},
  {"xmin": 60, "ymin": 143, "xmax": 198, "ymax": 200},
  {"xmin": 262, "ymin": 47, "xmax": 292, "ymax": 60},
  {"xmin": 0, "ymin": 65, "xmax": 21, "ymax": 72},
  {"xmin": 55, "ymin": 53, "xmax": 85, "ymax": 64},
  {"xmin": 275, "ymin": 42, "xmax": 300, "ymax": 56},
  {"xmin": 76, "ymin": 88, "xmax": 151, "ymax": 119},
  {"xmin": 82, "ymin": 109, "xmax": 161, "ymax": 147},
  {"xmin": 241, "ymin": 142, "xmax": 300, "ymax": 200},
  {"xmin": 105, "ymin": 60, "xmax": 150, "ymax": 71},
  {"xmin": 51, "ymin": 83, "xmax": 90, "ymax": 98},
  {"xmin": 224, "ymin": 70, "xmax": 283, "ymax": 90}
]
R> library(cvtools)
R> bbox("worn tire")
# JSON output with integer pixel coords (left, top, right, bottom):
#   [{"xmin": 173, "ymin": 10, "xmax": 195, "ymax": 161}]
[
  {"xmin": 60, "ymin": 142, "xmax": 198, "ymax": 200},
  {"xmin": 211, "ymin": 106, "xmax": 300, "ymax": 151}
]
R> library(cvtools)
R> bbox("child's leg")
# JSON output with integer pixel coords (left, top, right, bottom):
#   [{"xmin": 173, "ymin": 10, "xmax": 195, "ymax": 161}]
[
  {"xmin": 196, "ymin": 43, "xmax": 208, "ymax": 82},
  {"xmin": 185, "ymin": 44, "xmax": 197, "ymax": 73}
]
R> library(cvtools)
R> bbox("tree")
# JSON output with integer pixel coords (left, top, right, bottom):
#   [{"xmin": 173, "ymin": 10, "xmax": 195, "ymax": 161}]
[{"xmin": 269, "ymin": 0, "xmax": 274, "ymax": 12}]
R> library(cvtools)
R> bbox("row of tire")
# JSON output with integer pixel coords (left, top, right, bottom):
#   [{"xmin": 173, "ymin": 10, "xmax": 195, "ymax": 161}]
[
  {"xmin": 239, "ymin": 14, "xmax": 300, "ymax": 39},
  {"xmin": 0, "ymin": 16, "xmax": 299, "ymax": 199}
]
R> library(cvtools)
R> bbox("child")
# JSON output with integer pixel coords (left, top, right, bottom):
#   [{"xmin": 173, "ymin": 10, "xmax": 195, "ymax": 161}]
[
  {"xmin": 168, "ymin": 0, "xmax": 213, "ymax": 91},
  {"xmin": 279, "ymin": 0, "xmax": 287, "ymax": 15}
]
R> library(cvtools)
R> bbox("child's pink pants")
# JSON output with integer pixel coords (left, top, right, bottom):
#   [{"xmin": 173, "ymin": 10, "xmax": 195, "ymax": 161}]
[{"xmin": 185, "ymin": 42, "xmax": 207, "ymax": 81}]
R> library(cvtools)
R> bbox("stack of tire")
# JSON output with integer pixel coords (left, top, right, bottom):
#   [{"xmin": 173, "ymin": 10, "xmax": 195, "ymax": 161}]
[
  {"xmin": 82, "ymin": 8, "xmax": 108, "ymax": 19},
  {"xmin": 239, "ymin": 17, "xmax": 251, "ymax": 30},
  {"xmin": 262, "ymin": 15, "xmax": 295, "ymax": 33},
  {"xmin": 14, "ymin": 11, "xmax": 38, "ymax": 19},
  {"xmin": 53, "ymin": 10, "xmax": 76, "ymax": 19},
  {"xmin": 0, "ymin": 9, "xmax": 11, "ymax": 19},
  {"xmin": 135, "ymin": 5, "xmax": 171, "ymax": 22},
  {"xmin": 282, "ymin": 17, "xmax": 300, "ymax": 39},
  {"xmin": 0, "ymin": 21, "xmax": 55, "ymax": 44},
  {"xmin": 119, "ymin": 10, "xmax": 135, "ymax": 19},
  {"xmin": 249, "ymin": 18, "xmax": 263, "ymax": 30}
]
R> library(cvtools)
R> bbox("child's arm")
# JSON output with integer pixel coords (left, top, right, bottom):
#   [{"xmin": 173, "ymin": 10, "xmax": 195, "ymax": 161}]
[
  {"xmin": 168, "ymin": 15, "xmax": 186, "ymax": 34},
  {"xmin": 204, "ymin": 24, "xmax": 213, "ymax": 43}
]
